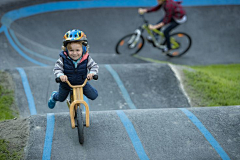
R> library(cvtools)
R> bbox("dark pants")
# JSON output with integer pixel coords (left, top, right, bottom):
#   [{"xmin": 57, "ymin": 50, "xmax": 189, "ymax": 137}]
[
  {"xmin": 53, "ymin": 82, "xmax": 98, "ymax": 102},
  {"xmin": 156, "ymin": 18, "xmax": 179, "ymax": 49}
]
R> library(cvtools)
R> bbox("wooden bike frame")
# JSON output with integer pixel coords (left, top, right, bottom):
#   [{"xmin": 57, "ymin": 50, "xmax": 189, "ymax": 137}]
[{"xmin": 66, "ymin": 79, "xmax": 90, "ymax": 129}]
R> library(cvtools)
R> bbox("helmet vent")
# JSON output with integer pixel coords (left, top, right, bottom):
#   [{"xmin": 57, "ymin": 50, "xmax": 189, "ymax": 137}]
[{"xmin": 70, "ymin": 34, "xmax": 72, "ymax": 37}]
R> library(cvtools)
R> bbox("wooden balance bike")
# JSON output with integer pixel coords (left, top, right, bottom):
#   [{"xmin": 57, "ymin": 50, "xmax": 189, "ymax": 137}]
[{"xmin": 56, "ymin": 75, "xmax": 98, "ymax": 144}]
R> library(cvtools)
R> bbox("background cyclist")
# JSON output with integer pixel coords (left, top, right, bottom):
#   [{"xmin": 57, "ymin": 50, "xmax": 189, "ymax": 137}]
[{"xmin": 138, "ymin": 0, "xmax": 187, "ymax": 53}]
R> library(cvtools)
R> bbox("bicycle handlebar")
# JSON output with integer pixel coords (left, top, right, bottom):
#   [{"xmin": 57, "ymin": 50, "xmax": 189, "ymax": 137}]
[{"xmin": 55, "ymin": 75, "xmax": 98, "ymax": 84}]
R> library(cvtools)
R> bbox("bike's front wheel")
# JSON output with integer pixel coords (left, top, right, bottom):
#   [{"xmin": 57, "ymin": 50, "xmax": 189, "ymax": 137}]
[
  {"xmin": 167, "ymin": 32, "xmax": 192, "ymax": 57},
  {"xmin": 115, "ymin": 33, "xmax": 145, "ymax": 56},
  {"xmin": 76, "ymin": 107, "xmax": 84, "ymax": 144}
]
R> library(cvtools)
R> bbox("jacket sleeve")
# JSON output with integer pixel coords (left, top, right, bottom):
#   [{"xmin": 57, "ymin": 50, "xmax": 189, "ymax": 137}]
[
  {"xmin": 147, "ymin": 4, "xmax": 162, "ymax": 13},
  {"xmin": 87, "ymin": 56, "xmax": 99, "ymax": 75},
  {"xmin": 53, "ymin": 57, "xmax": 64, "ymax": 78}
]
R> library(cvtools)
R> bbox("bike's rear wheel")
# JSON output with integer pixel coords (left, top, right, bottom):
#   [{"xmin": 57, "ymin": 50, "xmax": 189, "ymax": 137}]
[
  {"xmin": 166, "ymin": 32, "xmax": 192, "ymax": 57},
  {"xmin": 115, "ymin": 33, "xmax": 145, "ymax": 56},
  {"xmin": 76, "ymin": 107, "xmax": 84, "ymax": 144}
]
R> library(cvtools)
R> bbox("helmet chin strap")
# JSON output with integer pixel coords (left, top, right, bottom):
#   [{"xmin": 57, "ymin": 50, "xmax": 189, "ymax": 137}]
[{"xmin": 82, "ymin": 46, "xmax": 87, "ymax": 54}]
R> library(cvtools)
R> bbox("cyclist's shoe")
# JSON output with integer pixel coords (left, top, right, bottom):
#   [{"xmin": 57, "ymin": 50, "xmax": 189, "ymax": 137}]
[
  {"xmin": 162, "ymin": 46, "xmax": 171, "ymax": 54},
  {"xmin": 48, "ymin": 91, "xmax": 57, "ymax": 109}
]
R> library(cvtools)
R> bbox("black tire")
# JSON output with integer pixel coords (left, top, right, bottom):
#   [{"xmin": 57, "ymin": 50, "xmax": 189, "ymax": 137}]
[
  {"xmin": 166, "ymin": 32, "xmax": 192, "ymax": 57},
  {"xmin": 115, "ymin": 33, "xmax": 145, "ymax": 56},
  {"xmin": 76, "ymin": 107, "xmax": 84, "ymax": 144}
]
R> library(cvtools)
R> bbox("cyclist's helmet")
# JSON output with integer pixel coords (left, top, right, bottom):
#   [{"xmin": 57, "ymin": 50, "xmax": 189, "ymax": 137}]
[{"xmin": 63, "ymin": 29, "xmax": 88, "ymax": 53}]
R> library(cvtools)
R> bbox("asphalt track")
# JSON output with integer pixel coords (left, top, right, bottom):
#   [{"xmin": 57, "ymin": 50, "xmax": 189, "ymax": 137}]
[{"xmin": 0, "ymin": 0, "xmax": 240, "ymax": 160}]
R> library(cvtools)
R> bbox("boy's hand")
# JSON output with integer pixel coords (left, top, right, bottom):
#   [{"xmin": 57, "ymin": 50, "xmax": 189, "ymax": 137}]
[
  {"xmin": 149, "ymin": 24, "xmax": 159, "ymax": 30},
  {"xmin": 138, "ymin": 8, "xmax": 147, "ymax": 15},
  {"xmin": 87, "ymin": 73, "xmax": 95, "ymax": 81},
  {"xmin": 148, "ymin": 24, "xmax": 155, "ymax": 30},
  {"xmin": 60, "ymin": 75, "xmax": 68, "ymax": 82},
  {"xmin": 149, "ymin": 22, "xmax": 164, "ymax": 30}
]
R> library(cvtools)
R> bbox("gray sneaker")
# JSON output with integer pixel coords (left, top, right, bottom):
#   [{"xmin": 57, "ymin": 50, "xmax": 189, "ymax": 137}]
[{"xmin": 162, "ymin": 46, "xmax": 171, "ymax": 54}]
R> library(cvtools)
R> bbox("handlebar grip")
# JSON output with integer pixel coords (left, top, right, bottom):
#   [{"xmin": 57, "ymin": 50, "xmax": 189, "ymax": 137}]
[
  {"xmin": 93, "ymin": 75, "xmax": 98, "ymax": 80},
  {"xmin": 55, "ymin": 77, "xmax": 61, "ymax": 83}
]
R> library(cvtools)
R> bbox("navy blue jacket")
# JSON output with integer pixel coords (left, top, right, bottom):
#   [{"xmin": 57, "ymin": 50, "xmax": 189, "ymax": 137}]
[{"xmin": 59, "ymin": 51, "xmax": 89, "ymax": 89}]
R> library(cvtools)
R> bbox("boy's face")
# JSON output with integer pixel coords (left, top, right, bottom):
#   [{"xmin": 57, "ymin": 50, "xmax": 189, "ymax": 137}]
[{"xmin": 67, "ymin": 42, "xmax": 83, "ymax": 60}]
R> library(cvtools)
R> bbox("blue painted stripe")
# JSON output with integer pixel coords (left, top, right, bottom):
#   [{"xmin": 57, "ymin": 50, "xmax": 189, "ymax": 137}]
[
  {"xmin": 3, "ymin": 26, "xmax": 48, "ymax": 66},
  {"xmin": 42, "ymin": 113, "xmax": 55, "ymax": 160},
  {"xmin": 0, "ymin": 26, "xmax": 3, "ymax": 33},
  {"xmin": 105, "ymin": 65, "xmax": 137, "ymax": 109},
  {"xmin": 9, "ymin": 29, "xmax": 56, "ymax": 62},
  {"xmin": 116, "ymin": 110, "xmax": 149, "ymax": 160},
  {"xmin": 16, "ymin": 67, "xmax": 37, "ymax": 115},
  {"xmin": 179, "ymin": 108, "xmax": 230, "ymax": 160}
]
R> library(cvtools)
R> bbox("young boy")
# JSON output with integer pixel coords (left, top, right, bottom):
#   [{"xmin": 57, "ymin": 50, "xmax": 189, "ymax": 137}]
[
  {"xmin": 48, "ymin": 29, "xmax": 99, "ymax": 109},
  {"xmin": 138, "ymin": 0, "xmax": 187, "ymax": 53}
]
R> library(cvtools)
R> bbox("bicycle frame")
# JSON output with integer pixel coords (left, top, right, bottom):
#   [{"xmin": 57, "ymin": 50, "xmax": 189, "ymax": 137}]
[
  {"xmin": 143, "ymin": 25, "xmax": 164, "ymax": 45},
  {"xmin": 136, "ymin": 14, "xmax": 179, "ymax": 49},
  {"xmin": 66, "ymin": 79, "xmax": 90, "ymax": 129}
]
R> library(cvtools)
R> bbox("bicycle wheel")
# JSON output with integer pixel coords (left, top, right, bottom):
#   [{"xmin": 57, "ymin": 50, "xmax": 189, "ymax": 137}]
[
  {"xmin": 167, "ymin": 32, "xmax": 192, "ymax": 57},
  {"xmin": 76, "ymin": 107, "xmax": 84, "ymax": 144},
  {"xmin": 115, "ymin": 33, "xmax": 145, "ymax": 56}
]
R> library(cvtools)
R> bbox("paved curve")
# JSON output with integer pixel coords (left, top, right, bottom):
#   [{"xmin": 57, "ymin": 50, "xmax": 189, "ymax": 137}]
[
  {"xmin": 0, "ymin": 1, "xmax": 240, "ymax": 68},
  {"xmin": 0, "ymin": 0, "xmax": 239, "ymax": 160}
]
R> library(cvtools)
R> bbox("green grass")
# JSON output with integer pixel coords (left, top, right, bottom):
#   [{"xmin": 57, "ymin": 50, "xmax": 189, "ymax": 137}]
[
  {"xmin": 183, "ymin": 64, "xmax": 240, "ymax": 107},
  {"xmin": 0, "ymin": 139, "xmax": 22, "ymax": 160},
  {"xmin": 0, "ymin": 71, "xmax": 21, "ymax": 160},
  {"xmin": 0, "ymin": 86, "xmax": 15, "ymax": 121},
  {"xmin": 0, "ymin": 71, "xmax": 16, "ymax": 122}
]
